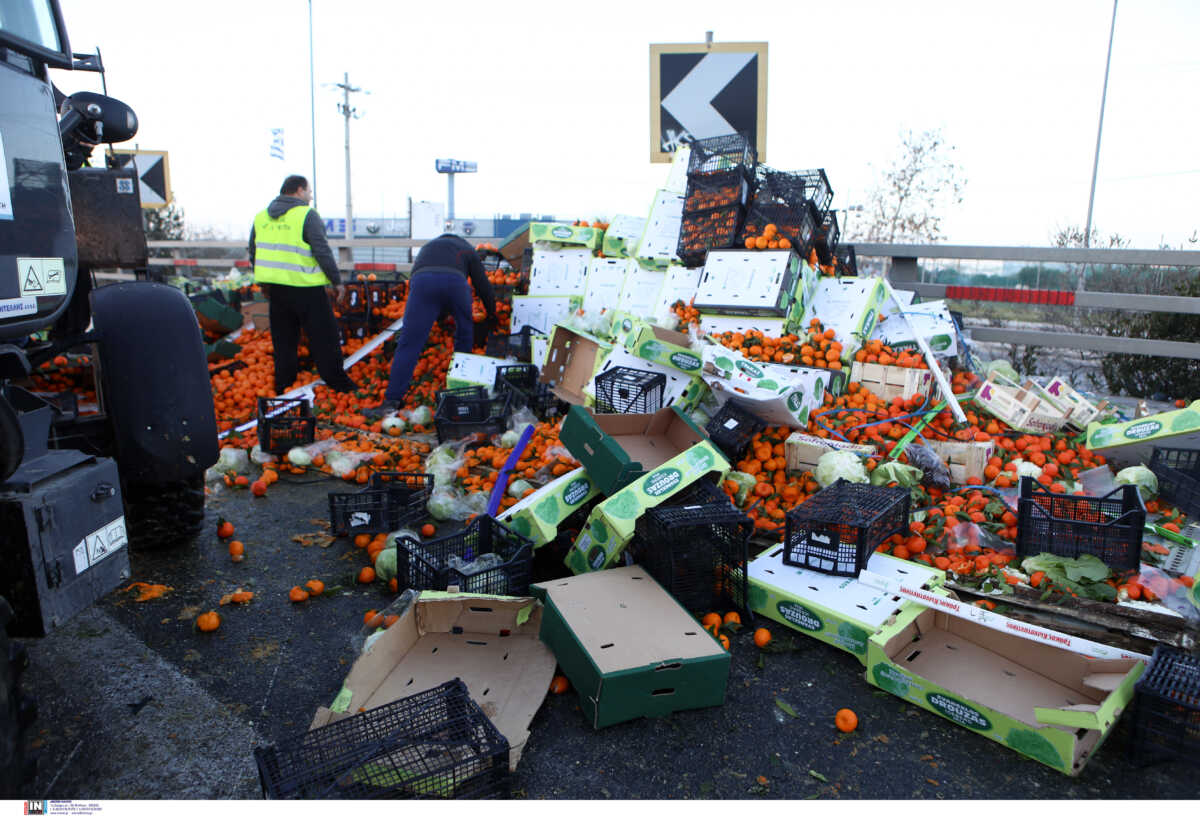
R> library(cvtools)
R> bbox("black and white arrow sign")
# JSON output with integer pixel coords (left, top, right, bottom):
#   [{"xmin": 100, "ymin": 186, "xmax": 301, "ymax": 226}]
[{"xmin": 662, "ymin": 51, "xmax": 757, "ymax": 141}]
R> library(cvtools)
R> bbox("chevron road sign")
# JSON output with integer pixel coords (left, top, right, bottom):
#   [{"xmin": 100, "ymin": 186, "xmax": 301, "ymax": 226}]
[{"xmin": 649, "ymin": 42, "xmax": 768, "ymax": 163}]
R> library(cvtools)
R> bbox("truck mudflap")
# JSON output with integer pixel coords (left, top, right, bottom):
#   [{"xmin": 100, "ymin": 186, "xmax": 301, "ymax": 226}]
[{"xmin": 90, "ymin": 282, "xmax": 218, "ymax": 481}]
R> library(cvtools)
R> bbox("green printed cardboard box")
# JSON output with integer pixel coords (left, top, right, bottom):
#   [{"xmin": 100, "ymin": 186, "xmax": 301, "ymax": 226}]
[
  {"xmin": 497, "ymin": 466, "xmax": 602, "ymax": 548},
  {"xmin": 611, "ymin": 314, "xmax": 703, "ymax": 376},
  {"xmin": 747, "ymin": 546, "xmax": 943, "ymax": 663},
  {"xmin": 1085, "ymin": 400, "xmax": 1200, "ymax": 469},
  {"xmin": 528, "ymin": 222, "xmax": 604, "ymax": 250},
  {"xmin": 800, "ymin": 276, "xmax": 887, "ymax": 362},
  {"xmin": 531, "ymin": 566, "xmax": 730, "ymax": 729},
  {"xmin": 865, "ymin": 606, "xmax": 1145, "ymax": 775},
  {"xmin": 601, "ymin": 214, "xmax": 647, "ymax": 259},
  {"xmin": 566, "ymin": 442, "xmax": 730, "ymax": 574}
]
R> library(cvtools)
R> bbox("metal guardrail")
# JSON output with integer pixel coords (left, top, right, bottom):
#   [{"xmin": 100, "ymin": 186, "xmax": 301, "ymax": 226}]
[{"xmin": 147, "ymin": 239, "xmax": 1200, "ymax": 360}]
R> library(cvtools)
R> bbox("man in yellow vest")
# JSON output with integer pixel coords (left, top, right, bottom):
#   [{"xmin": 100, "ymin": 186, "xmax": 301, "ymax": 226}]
[{"xmin": 249, "ymin": 175, "xmax": 357, "ymax": 394}]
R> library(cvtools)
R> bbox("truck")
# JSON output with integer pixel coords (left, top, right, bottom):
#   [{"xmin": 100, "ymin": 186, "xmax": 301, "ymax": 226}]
[{"xmin": 0, "ymin": 0, "xmax": 219, "ymax": 794}]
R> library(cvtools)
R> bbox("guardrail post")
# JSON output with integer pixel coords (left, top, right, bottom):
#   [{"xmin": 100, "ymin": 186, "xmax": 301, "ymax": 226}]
[{"xmin": 890, "ymin": 256, "xmax": 919, "ymax": 284}]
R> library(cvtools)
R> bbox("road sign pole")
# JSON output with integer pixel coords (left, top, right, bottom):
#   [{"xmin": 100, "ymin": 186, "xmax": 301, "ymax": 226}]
[{"xmin": 447, "ymin": 172, "xmax": 455, "ymax": 222}]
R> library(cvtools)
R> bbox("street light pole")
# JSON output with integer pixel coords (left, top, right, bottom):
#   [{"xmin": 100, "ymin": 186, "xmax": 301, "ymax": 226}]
[
  {"xmin": 336, "ymin": 72, "xmax": 364, "ymax": 241},
  {"xmin": 307, "ymin": 0, "xmax": 317, "ymax": 210},
  {"xmin": 1085, "ymin": 0, "xmax": 1118, "ymax": 248}
]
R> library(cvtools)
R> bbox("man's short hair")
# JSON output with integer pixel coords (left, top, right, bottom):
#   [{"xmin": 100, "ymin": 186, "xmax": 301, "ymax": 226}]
[{"xmin": 280, "ymin": 175, "xmax": 309, "ymax": 196}]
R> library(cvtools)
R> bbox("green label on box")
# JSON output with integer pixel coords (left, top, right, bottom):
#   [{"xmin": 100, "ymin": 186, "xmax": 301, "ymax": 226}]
[
  {"xmin": 927, "ymin": 692, "xmax": 992, "ymax": 731},
  {"xmin": 861, "ymin": 308, "xmax": 877, "ymax": 337},
  {"xmin": 872, "ymin": 663, "xmax": 917, "ymax": 698},
  {"xmin": 736, "ymin": 359, "xmax": 763, "ymax": 378},
  {"xmin": 1123, "ymin": 420, "xmax": 1162, "ymax": 440},
  {"xmin": 643, "ymin": 468, "xmax": 682, "ymax": 497},
  {"xmin": 930, "ymin": 334, "xmax": 953, "ymax": 352},
  {"xmin": 835, "ymin": 622, "xmax": 870, "ymax": 655},
  {"xmin": 563, "ymin": 478, "xmax": 593, "ymax": 506},
  {"xmin": 552, "ymin": 226, "xmax": 574, "ymax": 239},
  {"xmin": 786, "ymin": 391, "xmax": 805, "ymax": 412},
  {"xmin": 669, "ymin": 351, "xmax": 702, "ymax": 371},
  {"xmin": 776, "ymin": 601, "xmax": 823, "ymax": 632}
]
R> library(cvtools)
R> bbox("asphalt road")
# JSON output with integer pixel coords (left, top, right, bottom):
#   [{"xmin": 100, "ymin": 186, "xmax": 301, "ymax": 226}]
[{"xmin": 13, "ymin": 470, "xmax": 1198, "ymax": 800}]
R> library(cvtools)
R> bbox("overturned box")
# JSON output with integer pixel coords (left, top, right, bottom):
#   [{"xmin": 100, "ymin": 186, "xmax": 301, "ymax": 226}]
[
  {"xmin": 1086, "ymin": 400, "xmax": 1200, "ymax": 469},
  {"xmin": 611, "ymin": 315, "xmax": 703, "ymax": 375},
  {"xmin": 539, "ymin": 324, "xmax": 614, "ymax": 406},
  {"xmin": 532, "ymin": 566, "xmax": 730, "ymax": 729},
  {"xmin": 974, "ymin": 374, "xmax": 1069, "ymax": 435},
  {"xmin": 310, "ymin": 592, "xmax": 557, "ymax": 771},
  {"xmin": 497, "ymin": 466, "xmax": 602, "ymax": 548},
  {"xmin": 866, "ymin": 605, "xmax": 1145, "ymax": 776}
]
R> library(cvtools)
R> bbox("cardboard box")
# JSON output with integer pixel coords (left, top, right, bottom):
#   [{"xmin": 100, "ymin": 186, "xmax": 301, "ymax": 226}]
[
  {"xmin": 610, "ymin": 316, "xmax": 703, "ymax": 375},
  {"xmin": 528, "ymin": 247, "xmax": 593, "ymax": 296},
  {"xmin": 748, "ymin": 547, "xmax": 943, "ymax": 662},
  {"xmin": 560, "ymin": 405, "xmax": 706, "ymax": 496},
  {"xmin": 566, "ymin": 443, "xmax": 729, "ymax": 573},
  {"xmin": 697, "ymin": 312, "xmax": 790, "ymax": 339},
  {"xmin": 193, "ymin": 295, "xmax": 244, "ymax": 335},
  {"xmin": 241, "ymin": 299, "xmax": 270, "ymax": 331},
  {"xmin": 785, "ymin": 431, "xmax": 877, "ymax": 473},
  {"xmin": 873, "ymin": 299, "xmax": 959, "ymax": 358},
  {"xmin": 615, "ymin": 265, "xmax": 666, "ymax": 317},
  {"xmin": 498, "ymin": 466, "xmax": 602, "ymax": 548},
  {"xmin": 692, "ymin": 250, "xmax": 801, "ymax": 317},
  {"xmin": 635, "ymin": 190, "xmax": 684, "ymax": 270},
  {"xmin": 651, "ymin": 264, "xmax": 702, "ymax": 324},
  {"xmin": 511, "ymin": 295, "xmax": 578, "ymax": 337},
  {"xmin": 531, "ymin": 565, "xmax": 729, "ymax": 729},
  {"xmin": 499, "ymin": 222, "xmax": 531, "ymax": 270},
  {"xmin": 445, "ymin": 352, "xmax": 509, "ymax": 392},
  {"xmin": 801, "ymin": 277, "xmax": 888, "ymax": 362},
  {"xmin": 580, "ymin": 257, "xmax": 634, "ymax": 318},
  {"xmin": 865, "ymin": 605, "xmax": 1144, "ymax": 775},
  {"xmin": 974, "ymin": 374, "xmax": 1069, "ymax": 435},
  {"xmin": 849, "ymin": 361, "xmax": 934, "ymax": 402},
  {"xmin": 601, "ymin": 214, "xmax": 647, "ymax": 259},
  {"xmin": 530, "ymin": 333, "xmax": 550, "ymax": 368},
  {"xmin": 310, "ymin": 592, "xmax": 557, "ymax": 770},
  {"xmin": 663, "ymin": 145, "xmax": 691, "ymax": 194},
  {"xmin": 1044, "ymin": 377, "xmax": 1108, "ymax": 431},
  {"xmin": 700, "ymin": 345, "xmax": 834, "ymax": 428},
  {"xmin": 588, "ymin": 346, "xmax": 706, "ymax": 413},
  {"xmin": 539, "ymin": 324, "xmax": 613, "ymax": 406},
  {"xmin": 1085, "ymin": 400, "xmax": 1200, "ymax": 468},
  {"xmin": 528, "ymin": 222, "xmax": 604, "ymax": 250},
  {"xmin": 926, "ymin": 439, "xmax": 996, "ymax": 485}
]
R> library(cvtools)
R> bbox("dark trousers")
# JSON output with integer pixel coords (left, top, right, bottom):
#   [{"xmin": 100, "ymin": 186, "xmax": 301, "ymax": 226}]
[
  {"xmin": 385, "ymin": 271, "xmax": 474, "ymax": 402},
  {"xmin": 264, "ymin": 283, "xmax": 356, "ymax": 394}
]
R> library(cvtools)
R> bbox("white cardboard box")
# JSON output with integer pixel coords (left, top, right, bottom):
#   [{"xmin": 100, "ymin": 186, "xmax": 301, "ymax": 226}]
[
  {"xmin": 635, "ymin": 190, "xmax": 684, "ymax": 268},
  {"xmin": 601, "ymin": 214, "xmax": 647, "ymax": 259},
  {"xmin": 580, "ymin": 257, "xmax": 634, "ymax": 318},
  {"xmin": 652, "ymin": 264, "xmax": 702, "ymax": 324},
  {"xmin": 616, "ymin": 265, "xmax": 667, "ymax": 318},
  {"xmin": 529, "ymin": 247, "xmax": 592, "ymax": 296},
  {"xmin": 697, "ymin": 313, "xmax": 790, "ymax": 338},
  {"xmin": 801, "ymin": 277, "xmax": 888, "ymax": 361},
  {"xmin": 873, "ymin": 299, "xmax": 960, "ymax": 358},
  {"xmin": 446, "ymin": 352, "xmax": 510, "ymax": 392},
  {"xmin": 511, "ymin": 295, "xmax": 578, "ymax": 337},
  {"xmin": 693, "ymin": 250, "xmax": 800, "ymax": 316}
]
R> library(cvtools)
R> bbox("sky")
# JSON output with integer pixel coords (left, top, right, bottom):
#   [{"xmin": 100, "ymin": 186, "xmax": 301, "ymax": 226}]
[{"xmin": 51, "ymin": 0, "xmax": 1200, "ymax": 249}]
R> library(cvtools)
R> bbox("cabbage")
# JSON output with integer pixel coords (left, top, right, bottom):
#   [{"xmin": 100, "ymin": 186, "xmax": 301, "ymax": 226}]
[
  {"xmin": 426, "ymin": 444, "xmax": 464, "ymax": 487},
  {"xmin": 217, "ymin": 447, "xmax": 250, "ymax": 473},
  {"xmin": 249, "ymin": 447, "xmax": 277, "ymax": 465},
  {"xmin": 465, "ymin": 491, "xmax": 491, "ymax": 515},
  {"xmin": 815, "ymin": 450, "xmax": 869, "ymax": 487},
  {"xmin": 408, "ymin": 405, "xmax": 433, "ymax": 426},
  {"xmin": 428, "ymin": 486, "xmax": 477, "ymax": 521},
  {"xmin": 1114, "ymin": 465, "xmax": 1158, "ymax": 500},
  {"xmin": 870, "ymin": 461, "xmax": 923, "ymax": 488},
  {"xmin": 985, "ymin": 359, "xmax": 1020, "ymax": 384},
  {"xmin": 726, "ymin": 471, "xmax": 758, "ymax": 505},
  {"xmin": 374, "ymin": 544, "xmax": 398, "ymax": 582},
  {"xmin": 1014, "ymin": 460, "xmax": 1043, "ymax": 480},
  {"xmin": 381, "ymin": 415, "xmax": 406, "ymax": 434},
  {"xmin": 326, "ymin": 450, "xmax": 356, "ymax": 477},
  {"xmin": 499, "ymin": 430, "xmax": 521, "ymax": 449},
  {"xmin": 287, "ymin": 447, "xmax": 312, "ymax": 467},
  {"xmin": 508, "ymin": 479, "xmax": 533, "ymax": 499}
]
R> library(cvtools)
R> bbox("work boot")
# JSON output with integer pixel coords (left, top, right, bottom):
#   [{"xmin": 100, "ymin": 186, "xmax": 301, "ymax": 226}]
[{"xmin": 363, "ymin": 399, "xmax": 403, "ymax": 421}]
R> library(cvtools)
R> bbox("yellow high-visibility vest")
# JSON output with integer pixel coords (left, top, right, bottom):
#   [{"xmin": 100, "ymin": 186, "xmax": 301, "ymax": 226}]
[{"xmin": 252, "ymin": 205, "xmax": 329, "ymax": 287}]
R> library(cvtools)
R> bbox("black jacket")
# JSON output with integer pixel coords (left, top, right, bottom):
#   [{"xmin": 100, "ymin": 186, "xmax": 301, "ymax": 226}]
[
  {"xmin": 411, "ymin": 233, "xmax": 496, "ymax": 319},
  {"xmin": 248, "ymin": 196, "xmax": 341, "ymax": 286}
]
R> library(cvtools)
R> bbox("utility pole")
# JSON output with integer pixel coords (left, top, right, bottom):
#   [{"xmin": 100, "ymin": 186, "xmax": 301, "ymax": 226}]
[
  {"xmin": 1085, "ymin": 0, "xmax": 1118, "ymax": 248},
  {"xmin": 336, "ymin": 72, "xmax": 365, "ymax": 241}
]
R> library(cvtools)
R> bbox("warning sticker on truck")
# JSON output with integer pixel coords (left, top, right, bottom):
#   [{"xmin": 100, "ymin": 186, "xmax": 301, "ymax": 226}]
[
  {"xmin": 17, "ymin": 258, "xmax": 67, "ymax": 297},
  {"xmin": 72, "ymin": 516, "xmax": 128, "ymax": 576}
]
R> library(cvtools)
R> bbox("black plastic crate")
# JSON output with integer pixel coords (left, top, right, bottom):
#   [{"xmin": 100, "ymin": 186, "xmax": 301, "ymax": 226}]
[
  {"xmin": 687, "ymin": 133, "xmax": 757, "ymax": 179},
  {"xmin": 683, "ymin": 168, "xmax": 752, "ymax": 211},
  {"xmin": 433, "ymin": 388, "xmax": 510, "ymax": 443},
  {"xmin": 339, "ymin": 283, "xmax": 369, "ymax": 313},
  {"xmin": 836, "ymin": 243, "xmax": 858, "ymax": 276},
  {"xmin": 1148, "ymin": 447, "xmax": 1200, "ymax": 517},
  {"xmin": 738, "ymin": 199, "xmax": 818, "ymax": 257},
  {"xmin": 593, "ymin": 366, "xmax": 666, "ymax": 414},
  {"xmin": 254, "ymin": 678, "xmax": 509, "ymax": 799},
  {"xmin": 705, "ymin": 401, "xmax": 767, "ymax": 464},
  {"xmin": 1015, "ymin": 477, "xmax": 1145, "ymax": 571},
  {"xmin": 755, "ymin": 167, "xmax": 833, "ymax": 215},
  {"xmin": 486, "ymin": 326, "xmax": 535, "ymax": 363},
  {"xmin": 632, "ymin": 495, "xmax": 753, "ymax": 616},
  {"xmin": 369, "ymin": 471, "xmax": 435, "ymax": 530},
  {"xmin": 394, "ymin": 515, "xmax": 534, "ymax": 596},
  {"xmin": 257, "ymin": 397, "xmax": 316, "ymax": 455},
  {"xmin": 677, "ymin": 204, "xmax": 745, "ymax": 269},
  {"xmin": 328, "ymin": 488, "xmax": 393, "ymax": 536},
  {"xmin": 1129, "ymin": 645, "xmax": 1200, "ymax": 768},
  {"xmin": 814, "ymin": 209, "xmax": 839, "ymax": 265},
  {"xmin": 337, "ymin": 316, "xmax": 371, "ymax": 345},
  {"xmin": 494, "ymin": 364, "xmax": 563, "ymax": 421},
  {"xmin": 783, "ymin": 479, "xmax": 910, "ymax": 576}
]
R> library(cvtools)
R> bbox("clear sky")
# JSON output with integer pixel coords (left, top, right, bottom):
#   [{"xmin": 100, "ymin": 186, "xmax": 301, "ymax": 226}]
[{"xmin": 52, "ymin": 0, "xmax": 1200, "ymax": 249}]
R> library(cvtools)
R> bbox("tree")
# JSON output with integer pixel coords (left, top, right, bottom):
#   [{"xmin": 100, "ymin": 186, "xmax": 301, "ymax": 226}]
[
  {"xmin": 853, "ymin": 129, "xmax": 965, "ymax": 244},
  {"xmin": 143, "ymin": 201, "xmax": 186, "ymax": 257}
]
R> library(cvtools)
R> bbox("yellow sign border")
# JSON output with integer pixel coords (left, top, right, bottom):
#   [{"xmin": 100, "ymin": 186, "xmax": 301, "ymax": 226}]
[
  {"xmin": 108, "ymin": 149, "xmax": 172, "ymax": 209},
  {"xmin": 649, "ymin": 41, "xmax": 768, "ymax": 164}
]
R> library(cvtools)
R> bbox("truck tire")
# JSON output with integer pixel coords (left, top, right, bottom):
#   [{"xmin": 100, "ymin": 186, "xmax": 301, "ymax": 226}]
[
  {"xmin": 121, "ymin": 474, "xmax": 206, "ymax": 550},
  {"xmin": 0, "ymin": 598, "xmax": 35, "ymax": 798}
]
